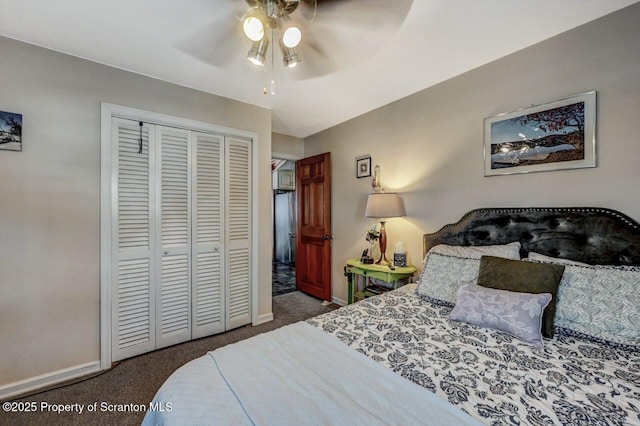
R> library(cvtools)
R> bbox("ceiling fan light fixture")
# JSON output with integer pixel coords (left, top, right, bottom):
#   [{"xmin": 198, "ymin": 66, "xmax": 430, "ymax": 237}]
[
  {"xmin": 281, "ymin": 44, "xmax": 301, "ymax": 68},
  {"xmin": 242, "ymin": 10, "xmax": 266, "ymax": 41},
  {"xmin": 247, "ymin": 37, "xmax": 269, "ymax": 66},
  {"xmin": 241, "ymin": 0, "xmax": 305, "ymax": 82},
  {"xmin": 282, "ymin": 26, "xmax": 302, "ymax": 48}
]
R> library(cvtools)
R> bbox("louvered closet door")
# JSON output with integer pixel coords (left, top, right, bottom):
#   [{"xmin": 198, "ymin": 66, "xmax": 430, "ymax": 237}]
[
  {"xmin": 155, "ymin": 126, "xmax": 192, "ymax": 348},
  {"xmin": 226, "ymin": 137, "xmax": 252, "ymax": 329},
  {"xmin": 191, "ymin": 133, "xmax": 225, "ymax": 338},
  {"xmin": 112, "ymin": 119, "xmax": 157, "ymax": 362}
]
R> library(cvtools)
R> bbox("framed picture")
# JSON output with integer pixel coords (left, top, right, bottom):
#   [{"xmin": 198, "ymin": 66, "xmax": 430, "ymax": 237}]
[
  {"xmin": 484, "ymin": 91, "xmax": 596, "ymax": 176},
  {"xmin": 0, "ymin": 111, "xmax": 23, "ymax": 152},
  {"xmin": 356, "ymin": 155, "xmax": 371, "ymax": 178}
]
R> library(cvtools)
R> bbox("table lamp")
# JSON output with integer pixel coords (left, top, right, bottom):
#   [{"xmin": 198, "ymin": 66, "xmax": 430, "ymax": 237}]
[{"xmin": 365, "ymin": 192, "xmax": 406, "ymax": 265}]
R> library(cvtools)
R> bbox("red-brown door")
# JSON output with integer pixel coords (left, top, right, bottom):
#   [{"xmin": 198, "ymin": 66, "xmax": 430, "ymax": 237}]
[{"xmin": 295, "ymin": 152, "xmax": 332, "ymax": 301}]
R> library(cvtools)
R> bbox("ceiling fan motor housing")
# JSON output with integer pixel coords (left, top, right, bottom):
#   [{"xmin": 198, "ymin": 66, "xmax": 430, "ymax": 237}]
[{"xmin": 246, "ymin": 0, "xmax": 301, "ymax": 25}]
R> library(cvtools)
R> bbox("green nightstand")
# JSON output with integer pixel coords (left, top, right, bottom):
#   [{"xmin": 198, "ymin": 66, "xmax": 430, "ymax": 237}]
[{"xmin": 344, "ymin": 258, "xmax": 416, "ymax": 304}]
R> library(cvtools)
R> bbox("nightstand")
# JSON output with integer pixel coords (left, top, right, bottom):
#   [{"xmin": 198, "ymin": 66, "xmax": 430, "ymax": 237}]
[{"xmin": 344, "ymin": 258, "xmax": 416, "ymax": 304}]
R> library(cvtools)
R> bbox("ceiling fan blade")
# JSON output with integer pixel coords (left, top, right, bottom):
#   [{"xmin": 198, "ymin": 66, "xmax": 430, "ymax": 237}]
[
  {"xmin": 174, "ymin": 2, "xmax": 248, "ymax": 68},
  {"xmin": 266, "ymin": 19, "xmax": 339, "ymax": 81},
  {"xmin": 284, "ymin": 40, "xmax": 338, "ymax": 80},
  {"xmin": 299, "ymin": 0, "xmax": 413, "ymax": 34},
  {"xmin": 277, "ymin": 0, "xmax": 413, "ymax": 78},
  {"xmin": 282, "ymin": 12, "xmax": 394, "ymax": 80}
]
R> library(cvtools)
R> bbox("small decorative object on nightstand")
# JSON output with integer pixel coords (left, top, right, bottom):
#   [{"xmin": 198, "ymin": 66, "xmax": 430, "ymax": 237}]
[
  {"xmin": 343, "ymin": 259, "xmax": 416, "ymax": 304},
  {"xmin": 394, "ymin": 252, "xmax": 407, "ymax": 267},
  {"xmin": 393, "ymin": 241, "xmax": 407, "ymax": 267},
  {"xmin": 360, "ymin": 249, "xmax": 373, "ymax": 264}
]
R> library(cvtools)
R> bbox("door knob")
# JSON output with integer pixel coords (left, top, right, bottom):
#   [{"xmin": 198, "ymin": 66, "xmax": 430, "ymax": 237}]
[
  {"xmin": 164, "ymin": 250, "xmax": 169, "ymax": 255},
  {"xmin": 322, "ymin": 234, "xmax": 333, "ymax": 241}
]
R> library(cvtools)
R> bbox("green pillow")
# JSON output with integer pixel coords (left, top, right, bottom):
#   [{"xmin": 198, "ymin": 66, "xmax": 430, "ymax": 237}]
[{"xmin": 477, "ymin": 256, "xmax": 565, "ymax": 338}]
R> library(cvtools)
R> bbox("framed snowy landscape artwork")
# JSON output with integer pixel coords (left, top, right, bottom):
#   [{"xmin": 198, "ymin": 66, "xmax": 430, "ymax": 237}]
[
  {"xmin": 484, "ymin": 92, "xmax": 596, "ymax": 176},
  {"xmin": 0, "ymin": 111, "xmax": 23, "ymax": 152}
]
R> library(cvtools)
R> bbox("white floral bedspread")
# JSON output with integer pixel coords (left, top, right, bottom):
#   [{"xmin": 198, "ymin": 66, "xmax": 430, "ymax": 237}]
[{"xmin": 307, "ymin": 288, "xmax": 640, "ymax": 425}]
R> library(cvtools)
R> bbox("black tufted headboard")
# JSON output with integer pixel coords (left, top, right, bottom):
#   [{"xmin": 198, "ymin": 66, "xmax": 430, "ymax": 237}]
[{"xmin": 423, "ymin": 207, "xmax": 640, "ymax": 265}]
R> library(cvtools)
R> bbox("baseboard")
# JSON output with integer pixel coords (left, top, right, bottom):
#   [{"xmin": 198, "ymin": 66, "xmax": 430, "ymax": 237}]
[
  {"xmin": 0, "ymin": 361, "xmax": 102, "ymax": 401},
  {"xmin": 331, "ymin": 296, "xmax": 347, "ymax": 306},
  {"xmin": 253, "ymin": 312, "xmax": 274, "ymax": 326}
]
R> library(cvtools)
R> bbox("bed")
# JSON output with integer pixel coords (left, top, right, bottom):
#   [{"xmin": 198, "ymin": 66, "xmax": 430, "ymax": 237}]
[{"xmin": 143, "ymin": 207, "xmax": 640, "ymax": 425}]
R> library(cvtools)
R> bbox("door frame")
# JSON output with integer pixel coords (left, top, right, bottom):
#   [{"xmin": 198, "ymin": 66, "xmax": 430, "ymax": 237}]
[{"xmin": 100, "ymin": 102, "xmax": 259, "ymax": 369}]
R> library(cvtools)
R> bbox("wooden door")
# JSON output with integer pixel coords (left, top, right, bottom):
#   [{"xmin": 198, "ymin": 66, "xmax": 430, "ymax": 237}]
[{"xmin": 295, "ymin": 153, "xmax": 332, "ymax": 301}]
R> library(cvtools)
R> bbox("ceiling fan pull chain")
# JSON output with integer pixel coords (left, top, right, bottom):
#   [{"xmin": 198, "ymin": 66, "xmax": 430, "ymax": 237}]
[{"xmin": 270, "ymin": 28, "xmax": 276, "ymax": 95}]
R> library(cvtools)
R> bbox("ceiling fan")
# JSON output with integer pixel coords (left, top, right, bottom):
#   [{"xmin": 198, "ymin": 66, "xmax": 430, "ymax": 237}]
[{"xmin": 177, "ymin": 0, "xmax": 413, "ymax": 82}]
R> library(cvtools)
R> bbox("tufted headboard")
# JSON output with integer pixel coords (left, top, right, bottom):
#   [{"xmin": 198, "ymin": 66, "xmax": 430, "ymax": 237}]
[{"xmin": 423, "ymin": 207, "xmax": 640, "ymax": 265}]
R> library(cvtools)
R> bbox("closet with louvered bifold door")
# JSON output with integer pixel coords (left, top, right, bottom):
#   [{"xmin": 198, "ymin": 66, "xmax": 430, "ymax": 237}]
[{"xmin": 110, "ymin": 118, "xmax": 252, "ymax": 362}]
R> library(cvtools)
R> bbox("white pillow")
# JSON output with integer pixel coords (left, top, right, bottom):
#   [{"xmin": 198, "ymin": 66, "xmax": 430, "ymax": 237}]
[
  {"xmin": 429, "ymin": 242, "xmax": 521, "ymax": 260},
  {"xmin": 527, "ymin": 251, "xmax": 589, "ymax": 266}
]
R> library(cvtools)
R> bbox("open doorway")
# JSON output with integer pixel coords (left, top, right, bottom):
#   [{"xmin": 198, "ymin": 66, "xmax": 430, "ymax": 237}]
[{"xmin": 272, "ymin": 158, "xmax": 296, "ymax": 296}]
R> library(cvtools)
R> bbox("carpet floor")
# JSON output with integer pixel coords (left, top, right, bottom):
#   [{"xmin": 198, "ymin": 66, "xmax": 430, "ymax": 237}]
[{"xmin": 0, "ymin": 292, "xmax": 339, "ymax": 426}]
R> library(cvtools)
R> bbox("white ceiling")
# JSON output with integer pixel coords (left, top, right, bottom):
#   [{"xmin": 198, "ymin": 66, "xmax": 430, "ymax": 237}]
[{"xmin": 1, "ymin": 0, "xmax": 636, "ymax": 138}]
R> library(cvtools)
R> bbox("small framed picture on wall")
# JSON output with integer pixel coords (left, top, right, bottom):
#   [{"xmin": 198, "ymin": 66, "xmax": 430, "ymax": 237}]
[
  {"xmin": 356, "ymin": 155, "xmax": 371, "ymax": 178},
  {"xmin": 0, "ymin": 110, "xmax": 22, "ymax": 152}
]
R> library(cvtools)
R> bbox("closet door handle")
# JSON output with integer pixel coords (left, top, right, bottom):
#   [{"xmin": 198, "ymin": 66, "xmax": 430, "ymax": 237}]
[{"xmin": 164, "ymin": 250, "xmax": 169, "ymax": 255}]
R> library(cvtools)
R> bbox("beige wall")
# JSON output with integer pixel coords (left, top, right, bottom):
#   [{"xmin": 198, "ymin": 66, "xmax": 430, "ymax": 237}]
[
  {"xmin": 272, "ymin": 132, "xmax": 304, "ymax": 159},
  {"xmin": 304, "ymin": 4, "xmax": 640, "ymax": 304},
  {"xmin": 0, "ymin": 37, "xmax": 272, "ymax": 389}
]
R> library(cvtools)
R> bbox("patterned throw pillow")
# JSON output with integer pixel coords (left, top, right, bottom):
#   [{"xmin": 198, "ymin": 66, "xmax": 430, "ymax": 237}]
[
  {"xmin": 554, "ymin": 264, "xmax": 640, "ymax": 349},
  {"xmin": 449, "ymin": 282, "xmax": 551, "ymax": 346},
  {"xmin": 415, "ymin": 252, "xmax": 481, "ymax": 305}
]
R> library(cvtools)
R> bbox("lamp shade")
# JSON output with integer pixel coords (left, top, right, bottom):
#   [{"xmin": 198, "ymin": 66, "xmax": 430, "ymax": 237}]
[{"xmin": 365, "ymin": 192, "xmax": 406, "ymax": 219}]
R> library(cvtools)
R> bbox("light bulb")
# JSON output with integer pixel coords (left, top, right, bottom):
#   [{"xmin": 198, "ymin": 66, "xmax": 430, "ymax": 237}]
[
  {"xmin": 243, "ymin": 16, "xmax": 264, "ymax": 41},
  {"xmin": 248, "ymin": 56, "xmax": 264, "ymax": 66},
  {"xmin": 282, "ymin": 26, "xmax": 301, "ymax": 48}
]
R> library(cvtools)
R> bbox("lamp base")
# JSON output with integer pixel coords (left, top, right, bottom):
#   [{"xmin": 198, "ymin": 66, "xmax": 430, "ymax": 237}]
[{"xmin": 375, "ymin": 220, "xmax": 390, "ymax": 265}]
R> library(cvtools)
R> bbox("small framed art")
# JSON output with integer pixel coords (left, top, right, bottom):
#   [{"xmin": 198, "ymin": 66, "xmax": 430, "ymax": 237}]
[
  {"xmin": 0, "ymin": 110, "xmax": 22, "ymax": 152},
  {"xmin": 484, "ymin": 91, "xmax": 596, "ymax": 176},
  {"xmin": 356, "ymin": 155, "xmax": 371, "ymax": 178}
]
